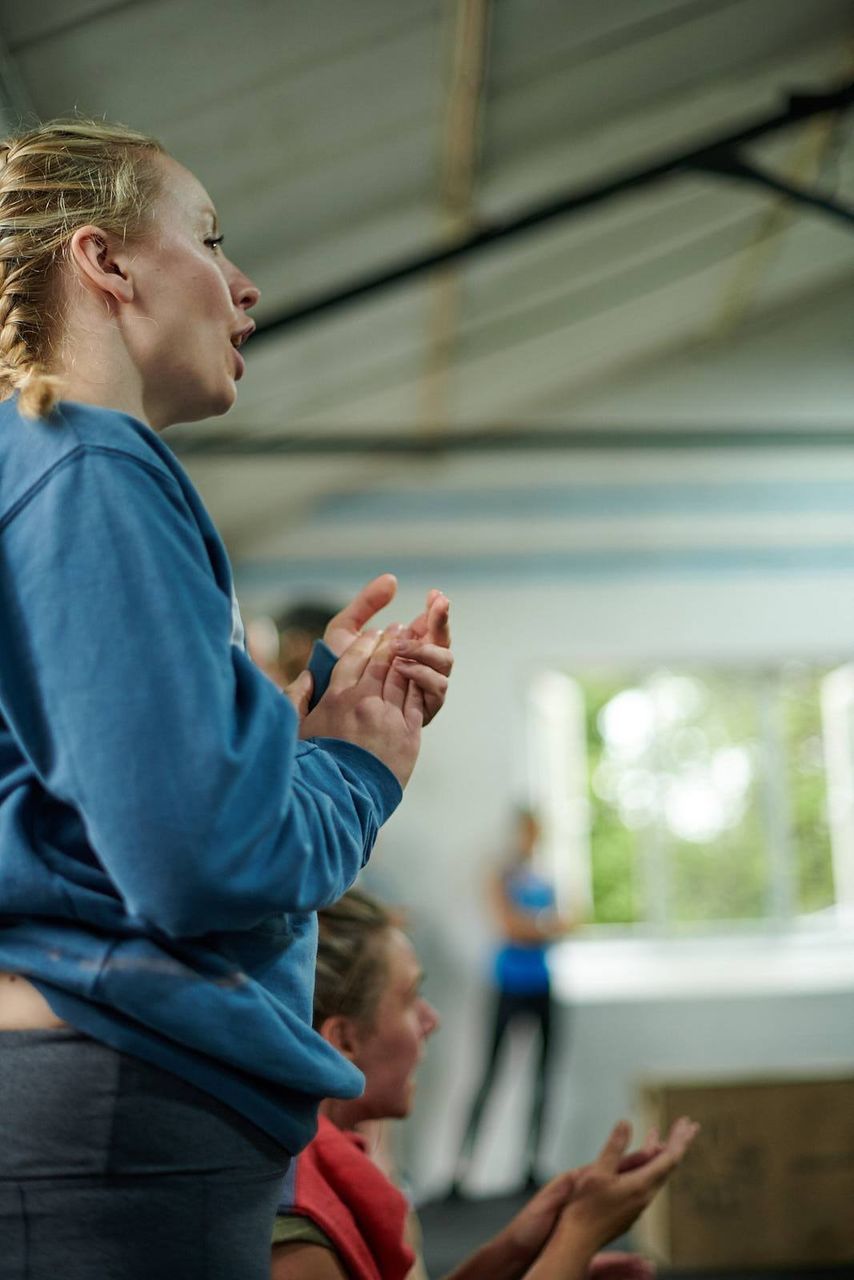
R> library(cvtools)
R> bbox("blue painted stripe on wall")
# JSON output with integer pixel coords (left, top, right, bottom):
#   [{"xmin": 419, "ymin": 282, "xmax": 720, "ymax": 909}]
[
  {"xmin": 236, "ymin": 544, "xmax": 854, "ymax": 590},
  {"xmin": 312, "ymin": 480, "xmax": 854, "ymax": 523}
]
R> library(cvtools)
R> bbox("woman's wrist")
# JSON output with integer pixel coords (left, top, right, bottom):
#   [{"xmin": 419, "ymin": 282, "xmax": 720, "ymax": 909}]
[
  {"xmin": 490, "ymin": 1223, "xmax": 541, "ymax": 1278},
  {"xmin": 442, "ymin": 1230, "xmax": 533, "ymax": 1280},
  {"xmin": 522, "ymin": 1212, "xmax": 600, "ymax": 1280}
]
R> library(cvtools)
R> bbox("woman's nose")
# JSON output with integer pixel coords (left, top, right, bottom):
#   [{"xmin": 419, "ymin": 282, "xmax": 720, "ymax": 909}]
[
  {"xmin": 229, "ymin": 264, "xmax": 260, "ymax": 312},
  {"xmin": 421, "ymin": 999, "xmax": 440, "ymax": 1038}
]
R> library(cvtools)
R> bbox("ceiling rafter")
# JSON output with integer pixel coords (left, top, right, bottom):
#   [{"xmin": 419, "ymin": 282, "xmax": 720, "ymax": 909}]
[
  {"xmin": 174, "ymin": 425, "xmax": 854, "ymax": 459},
  {"xmin": 420, "ymin": 0, "xmax": 491, "ymax": 437},
  {"xmin": 249, "ymin": 78, "xmax": 854, "ymax": 345},
  {"xmin": 693, "ymin": 145, "xmax": 854, "ymax": 228},
  {"xmin": 711, "ymin": 110, "xmax": 845, "ymax": 337}
]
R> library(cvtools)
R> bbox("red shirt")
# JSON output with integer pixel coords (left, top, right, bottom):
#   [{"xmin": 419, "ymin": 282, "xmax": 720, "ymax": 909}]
[{"xmin": 278, "ymin": 1115, "xmax": 415, "ymax": 1280}]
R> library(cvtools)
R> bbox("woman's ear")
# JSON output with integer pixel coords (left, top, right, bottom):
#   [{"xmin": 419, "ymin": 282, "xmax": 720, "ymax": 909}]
[
  {"xmin": 318, "ymin": 1015, "xmax": 360, "ymax": 1061},
  {"xmin": 68, "ymin": 225, "xmax": 134, "ymax": 305}
]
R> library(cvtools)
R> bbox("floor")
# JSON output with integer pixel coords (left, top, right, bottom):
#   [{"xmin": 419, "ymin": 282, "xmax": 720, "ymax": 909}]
[{"xmin": 417, "ymin": 1190, "xmax": 854, "ymax": 1279}]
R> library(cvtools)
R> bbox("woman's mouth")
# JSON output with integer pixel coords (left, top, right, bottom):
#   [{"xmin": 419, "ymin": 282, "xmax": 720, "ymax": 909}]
[{"xmin": 230, "ymin": 324, "xmax": 254, "ymax": 381}]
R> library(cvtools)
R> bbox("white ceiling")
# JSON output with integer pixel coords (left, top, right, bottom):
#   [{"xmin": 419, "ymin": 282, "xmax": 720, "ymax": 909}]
[{"xmin": 2, "ymin": 0, "xmax": 854, "ymax": 607}]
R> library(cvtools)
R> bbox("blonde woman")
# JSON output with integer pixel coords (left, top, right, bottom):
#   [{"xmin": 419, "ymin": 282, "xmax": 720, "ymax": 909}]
[{"xmin": 0, "ymin": 120, "xmax": 451, "ymax": 1278}]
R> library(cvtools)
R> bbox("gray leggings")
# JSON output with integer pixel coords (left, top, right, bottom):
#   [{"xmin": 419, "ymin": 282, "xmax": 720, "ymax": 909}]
[{"xmin": 0, "ymin": 1028, "xmax": 290, "ymax": 1280}]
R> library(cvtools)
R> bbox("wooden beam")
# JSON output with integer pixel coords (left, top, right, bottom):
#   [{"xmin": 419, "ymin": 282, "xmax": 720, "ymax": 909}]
[{"xmin": 421, "ymin": 0, "xmax": 491, "ymax": 437}]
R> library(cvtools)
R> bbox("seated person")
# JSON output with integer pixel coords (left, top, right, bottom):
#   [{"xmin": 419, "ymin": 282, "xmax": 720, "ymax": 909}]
[{"xmin": 271, "ymin": 890, "xmax": 698, "ymax": 1280}]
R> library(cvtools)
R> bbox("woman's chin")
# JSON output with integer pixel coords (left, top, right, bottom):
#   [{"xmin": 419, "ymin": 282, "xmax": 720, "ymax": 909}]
[
  {"xmin": 384, "ymin": 1089, "xmax": 416, "ymax": 1121},
  {"xmin": 209, "ymin": 379, "xmax": 238, "ymax": 417},
  {"xmin": 174, "ymin": 382, "xmax": 237, "ymax": 426},
  {"xmin": 399, "ymin": 1079, "xmax": 417, "ymax": 1117}
]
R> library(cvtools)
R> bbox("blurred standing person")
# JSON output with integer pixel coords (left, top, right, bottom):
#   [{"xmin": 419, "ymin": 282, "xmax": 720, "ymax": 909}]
[{"xmin": 452, "ymin": 808, "xmax": 575, "ymax": 1194}]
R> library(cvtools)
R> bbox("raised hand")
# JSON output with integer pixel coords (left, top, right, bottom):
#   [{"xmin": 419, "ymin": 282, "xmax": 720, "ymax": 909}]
[
  {"xmin": 394, "ymin": 588, "xmax": 452, "ymax": 725},
  {"xmin": 322, "ymin": 578, "xmax": 453, "ymax": 727},
  {"xmin": 556, "ymin": 1118, "xmax": 698, "ymax": 1256},
  {"xmin": 322, "ymin": 574, "xmax": 399, "ymax": 658},
  {"xmin": 499, "ymin": 1169, "xmax": 578, "ymax": 1258},
  {"xmin": 482, "ymin": 1130, "xmax": 664, "ymax": 1277},
  {"xmin": 299, "ymin": 628, "xmax": 424, "ymax": 787}
]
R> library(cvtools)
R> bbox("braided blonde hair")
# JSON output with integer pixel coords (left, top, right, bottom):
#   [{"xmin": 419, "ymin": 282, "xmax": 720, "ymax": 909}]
[{"xmin": 0, "ymin": 118, "xmax": 163, "ymax": 419}]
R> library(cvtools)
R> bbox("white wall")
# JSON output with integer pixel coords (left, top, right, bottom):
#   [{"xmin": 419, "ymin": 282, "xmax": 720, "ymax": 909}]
[
  {"xmin": 367, "ymin": 570, "xmax": 854, "ymax": 1196},
  {"xmin": 233, "ymin": 445, "xmax": 854, "ymax": 1196}
]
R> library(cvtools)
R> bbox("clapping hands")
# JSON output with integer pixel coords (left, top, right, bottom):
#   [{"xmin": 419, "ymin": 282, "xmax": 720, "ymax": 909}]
[
  {"xmin": 284, "ymin": 572, "xmax": 453, "ymax": 783},
  {"xmin": 297, "ymin": 627, "xmax": 424, "ymax": 787},
  {"xmin": 490, "ymin": 1119, "xmax": 697, "ymax": 1280},
  {"xmin": 526, "ymin": 1117, "xmax": 698, "ymax": 1280},
  {"xmin": 322, "ymin": 574, "xmax": 453, "ymax": 725}
]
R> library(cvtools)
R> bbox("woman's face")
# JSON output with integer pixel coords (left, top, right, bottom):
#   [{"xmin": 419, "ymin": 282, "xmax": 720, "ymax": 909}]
[
  {"xmin": 124, "ymin": 153, "xmax": 260, "ymax": 429},
  {"xmin": 351, "ymin": 928, "xmax": 439, "ymax": 1121}
]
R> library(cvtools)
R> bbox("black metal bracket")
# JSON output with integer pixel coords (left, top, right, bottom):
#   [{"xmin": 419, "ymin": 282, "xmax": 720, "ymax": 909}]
[
  {"xmin": 688, "ymin": 146, "xmax": 854, "ymax": 230},
  {"xmin": 250, "ymin": 79, "xmax": 854, "ymax": 343}
]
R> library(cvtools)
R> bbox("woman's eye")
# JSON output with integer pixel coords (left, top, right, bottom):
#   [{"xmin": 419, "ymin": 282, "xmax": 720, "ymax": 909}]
[{"xmin": 205, "ymin": 235, "xmax": 224, "ymax": 253}]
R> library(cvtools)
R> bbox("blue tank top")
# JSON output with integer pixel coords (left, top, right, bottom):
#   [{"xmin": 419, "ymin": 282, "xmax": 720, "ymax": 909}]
[{"xmin": 494, "ymin": 867, "xmax": 556, "ymax": 996}]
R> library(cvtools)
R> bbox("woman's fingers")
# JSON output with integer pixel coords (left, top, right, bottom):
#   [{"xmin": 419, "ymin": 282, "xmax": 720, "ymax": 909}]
[
  {"xmin": 328, "ymin": 629, "xmax": 382, "ymax": 688},
  {"xmin": 322, "ymin": 624, "xmax": 432, "ymax": 711},
  {"xmin": 393, "ymin": 639, "xmax": 454, "ymax": 675},
  {"xmin": 617, "ymin": 1128, "xmax": 665, "ymax": 1173},
  {"xmin": 406, "ymin": 588, "xmax": 450, "ymax": 644},
  {"xmin": 391, "ymin": 637, "xmax": 453, "ymax": 724},
  {"xmin": 403, "ymin": 674, "xmax": 425, "ymax": 727},
  {"xmin": 596, "ymin": 1121, "xmax": 633, "ymax": 1175},
  {"xmin": 589, "ymin": 1251, "xmax": 656, "ymax": 1280},
  {"xmin": 324, "ymin": 574, "xmax": 398, "ymax": 655},
  {"xmin": 618, "ymin": 1148, "xmax": 659, "ymax": 1174},
  {"xmin": 358, "ymin": 628, "xmax": 398, "ymax": 700},
  {"xmin": 391, "ymin": 658, "xmax": 449, "ymax": 703},
  {"xmin": 621, "ymin": 1118, "xmax": 699, "ymax": 1194},
  {"xmin": 426, "ymin": 591, "xmax": 451, "ymax": 646},
  {"xmin": 381, "ymin": 628, "xmax": 412, "ymax": 710},
  {"xmin": 664, "ymin": 1117, "xmax": 700, "ymax": 1161},
  {"xmin": 546, "ymin": 1169, "xmax": 577, "ymax": 1199}
]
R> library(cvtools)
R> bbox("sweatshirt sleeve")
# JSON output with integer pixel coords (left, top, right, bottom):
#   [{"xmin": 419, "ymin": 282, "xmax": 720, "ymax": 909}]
[
  {"xmin": 0, "ymin": 445, "xmax": 402, "ymax": 937},
  {"xmin": 307, "ymin": 640, "xmax": 337, "ymax": 709}
]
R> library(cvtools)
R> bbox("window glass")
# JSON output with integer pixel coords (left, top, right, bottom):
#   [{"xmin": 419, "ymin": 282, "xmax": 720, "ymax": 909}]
[{"xmin": 538, "ymin": 665, "xmax": 836, "ymax": 930}]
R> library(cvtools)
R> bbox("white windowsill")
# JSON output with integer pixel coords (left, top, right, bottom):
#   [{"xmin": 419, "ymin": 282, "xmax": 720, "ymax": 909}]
[{"xmin": 549, "ymin": 913, "xmax": 854, "ymax": 1002}]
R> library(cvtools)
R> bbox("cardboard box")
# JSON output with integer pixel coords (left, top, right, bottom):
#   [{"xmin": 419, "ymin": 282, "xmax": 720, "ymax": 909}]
[{"xmin": 636, "ymin": 1073, "xmax": 854, "ymax": 1270}]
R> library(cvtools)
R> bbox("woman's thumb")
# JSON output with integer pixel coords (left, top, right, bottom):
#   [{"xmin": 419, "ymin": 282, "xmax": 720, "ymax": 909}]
[{"xmin": 285, "ymin": 668, "xmax": 314, "ymax": 717}]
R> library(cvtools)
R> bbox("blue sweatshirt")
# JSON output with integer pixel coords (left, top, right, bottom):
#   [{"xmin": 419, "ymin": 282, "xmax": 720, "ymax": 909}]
[{"xmin": 0, "ymin": 397, "xmax": 402, "ymax": 1153}]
